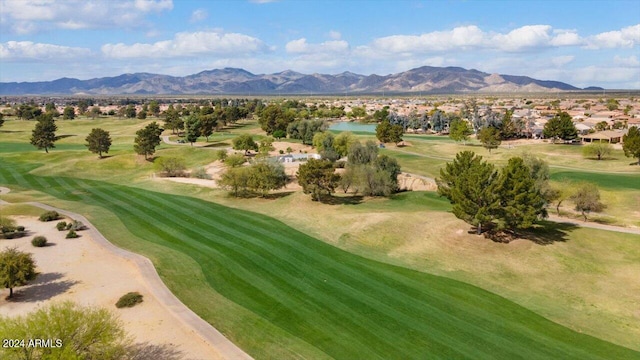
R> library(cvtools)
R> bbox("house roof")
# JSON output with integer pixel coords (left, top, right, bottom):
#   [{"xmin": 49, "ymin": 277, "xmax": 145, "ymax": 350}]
[{"xmin": 581, "ymin": 130, "xmax": 627, "ymax": 140}]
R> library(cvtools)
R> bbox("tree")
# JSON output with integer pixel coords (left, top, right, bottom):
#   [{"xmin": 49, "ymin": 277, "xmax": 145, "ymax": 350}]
[
  {"xmin": 199, "ymin": 114, "xmax": 217, "ymax": 142},
  {"xmin": 30, "ymin": 113, "xmax": 57, "ymax": 153},
  {"xmin": 0, "ymin": 301, "xmax": 133, "ymax": 359},
  {"xmin": 247, "ymin": 161, "xmax": 287, "ymax": 196},
  {"xmin": 313, "ymin": 132, "xmax": 340, "ymax": 161},
  {"xmin": 219, "ymin": 167, "xmax": 251, "ymax": 197},
  {"xmin": 582, "ymin": 141, "xmax": 612, "ymax": 160},
  {"xmin": 232, "ymin": 134, "xmax": 258, "ymax": 155},
  {"xmin": 137, "ymin": 110, "xmax": 147, "ymax": 119},
  {"xmin": 449, "ymin": 119, "xmax": 472, "ymax": 145},
  {"xmin": 90, "ymin": 106, "xmax": 101, "ymax": 119},
  {"xmin": 570, "ymin": 183, "xmax": 605, "ymax": 221},
  {"xmin": 334, "ymin": 132, "xmax": 356, "ymax": 157},
  {"xmin": 184, "ymin": 115, "xmax": 201, "ymax": 145},
  {"xmin": 543, "ymin": 112, "xmax": 577, "ymax": 143},
  {"xmin": 0, "ymin": 113, "xmax": 3, "ymax": 128},
  {"xmin": 347, "ymin": 140, "xmax": 378, "ymax": 165},
  {"xmin": 376, "ymin": 120, "xmax": 403, "ymax": 145},
  {"xmin": 297, "ymin": 159, "xmax": 340, "ymax": 201},
  {"xmin": 437, "ymin": 151, "xmax": 500, "ymax": 234},
  {"xmin": 62, "ymin": 106, "xmax": 76, "ymax": 120},
  {"xmin": 85, "ymin": 128, "xmax": 112, "ymax": 158},
  {"xmin": 259, "ymin": 104, "xmax": 295, "ymax": 135},
  {"xmin": 77, "ymin": 99, "xmax": 90, "ymax": 114},
  {"xmin": 498, "ymin": 110, "xmax": 518, "ymax": 139},
  {"xmin": 477, "ymin": 126, "xmax": 501, "ymax": 154},
  {"xmin": 148, "ymin": 100, "xmax": 160, "ymax": 117},
  {"xmin": 0, "ymin": 247, "xmax": 37, "ymax": 298},
  {"xmin": 133, "ymin": 122, "xmax": 162, "ymax": 160},
  {"xmin": 622, "ymin": 126, "xmax": 640, "ymax": 165},
  {"xmin": 125, "ymin": 104, "xmax": 137, "ymax": 118},
  {"xmin": 494, "ymin": 157, "xmax": 547, "ymax": 231},
  {"xmin": 257, "ymin": 137, "xmax": 275, "ymax": 158},
  {"xmin": 272, "ymin": 129, "xmax": 286, "ymax": 140},
  {"xmin": 521, "ymin": 153, "xmax": 556, "ymax": 205},
  {"xmin": 163, "ymin": 104, "xmax": 183, "ymax": 134}
]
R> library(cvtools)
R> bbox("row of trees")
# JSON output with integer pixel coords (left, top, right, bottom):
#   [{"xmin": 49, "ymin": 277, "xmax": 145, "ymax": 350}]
[
  {"xmin": 297, "ymin": 140, "xmax": 401, "ymax": 201},
  {"xmin": 437, "ymin": 151, "xmax": 609, "ymax": 235},
  {"xmin": 437, "ymin": 151, "xmax": 549, "ymax": 235}
]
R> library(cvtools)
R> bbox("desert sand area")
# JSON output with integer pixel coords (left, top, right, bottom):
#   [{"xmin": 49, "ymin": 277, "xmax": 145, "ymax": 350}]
[{"xmin": 0, "ymin": 213, "xmax": 226, "ymax": 360}]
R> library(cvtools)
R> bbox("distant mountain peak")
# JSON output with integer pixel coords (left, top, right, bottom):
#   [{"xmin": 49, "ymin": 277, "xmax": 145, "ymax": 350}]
[{"xmin": 0, "ymin": 66, "xmax": 593, "ymax": 95}]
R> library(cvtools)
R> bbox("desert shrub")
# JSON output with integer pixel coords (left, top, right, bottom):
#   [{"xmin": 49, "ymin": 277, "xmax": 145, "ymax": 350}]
[
  {"xmin": 216, "ymin": 149, "xmax": 228, "ymax": 161},
  {"xmin": 154, "ymin": 157, "xmax": 187, "ymax": 177},
  {"xmin": 31, "ymin": 236, "xmax": 48, "ymax": 247},
  {"xmin": 16, "ymin": 226, "xmax": 25, "ymax": 232},
  {"xmin": 56, "ymin": 221, "xmax": 67, "ymax": 231},
  {"xmin": 115, "ymin": 292, "xmax": 144, "ymax": 308},
  {"xmin": 66, "ymin": 229, "xmax": 78, "ymax": 239},
  {"xmin": 66, "ymin": 220, "xmax": 86, "ymax": 231},
  {"xmin": 279, "ymin": 149, "xmax": 284, "ymax": 154},
  {"xmin": 191, "ymin": 167, "xmax": 212, "ymax": 180},
  {"xmin": 0, "ymin": 217, "xmax": 16, "ymax": 232},
  {"xmin": 224, "ymin": 154, "xmax": 246, "ymax": 168},
  {"xmin": 39, "ymin": 211, "xmax": 60, "ymax": 222}
]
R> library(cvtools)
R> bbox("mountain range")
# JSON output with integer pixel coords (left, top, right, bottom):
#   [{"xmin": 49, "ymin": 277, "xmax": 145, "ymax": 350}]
[{"xmin": 0, "ymin": 66, "xmax": 602, "ymax": 95}]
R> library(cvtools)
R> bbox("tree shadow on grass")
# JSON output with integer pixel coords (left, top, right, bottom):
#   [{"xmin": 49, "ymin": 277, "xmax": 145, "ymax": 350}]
[
  {"xmin": 203, "ymin": 142, "xmax": 230, "ymax": 148},
  {"xmin": 55, "ymin": 134, "xmax": 75, "ymax": 140},
  {"xmin": 320, "ymin": 195, "xmax": 364, "ymax": 205},
  {"xmin": 514, "ymin": 221, "xmax": 579, "ymax": 245},
  {"xmin": 129, "ymin": 342, "xmax": 184, "ymax": 360},
  {"xmin": 8, "ymin": 272, "xmax": 79, "ymax": 302}
]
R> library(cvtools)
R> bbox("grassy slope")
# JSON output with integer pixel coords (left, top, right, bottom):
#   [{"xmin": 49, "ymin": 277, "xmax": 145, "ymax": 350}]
[{"xmin": 1, "ymin": 160, "xmax": 639, "ymax": 359}]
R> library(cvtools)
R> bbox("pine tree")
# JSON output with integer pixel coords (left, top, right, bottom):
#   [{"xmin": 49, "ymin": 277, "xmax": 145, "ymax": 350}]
[
  {"xmin": 437, "ymin": 151, "xmax": 500, "ymax": 234},
  {"xmin": 85, "ymin": 128, "xmax": 112, "ymax": 158},
  {"xmin": 495, "ymin": 157, "xmax": 547, "ymax": 231},
  {"xmin": 134, "ymin": 122, "xmax": 163, "ymax": 160},
  {"xmin": 30, "ymin": 113, "xmax": 57, "ymax": 153}
]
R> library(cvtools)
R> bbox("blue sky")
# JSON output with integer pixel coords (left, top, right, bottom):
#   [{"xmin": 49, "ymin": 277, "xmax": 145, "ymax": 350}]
[{"xmin": 1, "ymin": 0, "xmax": 639, "ymax": 88}]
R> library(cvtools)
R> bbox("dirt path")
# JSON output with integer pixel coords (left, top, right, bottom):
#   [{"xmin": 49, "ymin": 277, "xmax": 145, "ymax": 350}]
[
  {"xmin": 547, "ymin": 214, "xmax": 640, "ymax": 235},
  {"xmin": 0, "ymin": 198, "xmax": 252, "ymax": 360}
]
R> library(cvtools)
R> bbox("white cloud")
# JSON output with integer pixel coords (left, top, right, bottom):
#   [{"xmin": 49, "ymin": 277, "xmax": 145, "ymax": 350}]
[
  {"xmin": 492, "ymin": 25, "xmax": 552, "ymax": 51},
  {"xmin": 550, "ymin": 55, "xmax": 575, "ymax": 67},
  {"xmin": 613, "ymin": 55, "xmax": 640, "ymax": 67},
  {"xmin": 0, "ymin": 41, "xmax": 92, "ymax": 61},
  {"xmin": 371, "ymin": 25, "xmax": 486, "ymax": 53},
  {"xmin": 328, "ymin": 30, "xmax": 342, "ymax": 40},
  {"xmin": 586, "ymin": 24, "xmax": 640, "ymax": 49},
  {"xmin": 0, "ymin": 0, "xmax": 174, "ymax": 33},
  {"xmin": 550, "ymin": 30, "xmax": 583, "ymax": 46},
  {"xmin": 285, "ymin": 38, "xmax": 349, "ymax": 54},
  {"xmin": 190, "ymin": 9, "xmax": 208, "ymax": 23},
  {"xmin": 102, "ymin": 31, "xmax": 268, "ymax": 58}
]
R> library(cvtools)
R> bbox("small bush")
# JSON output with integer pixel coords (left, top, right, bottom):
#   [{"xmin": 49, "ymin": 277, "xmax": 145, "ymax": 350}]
[
  {"xmin": 115, "ymin": 292, "xmax": 144, "ymax": 308},
  {"xmin": 191, "ymin": 167, "xmax": 212, "ymax": 180},
  {"xmin": 154, "ymin": 157, "xmax": 187, "ymax": 177},
  {"xmin": 56, "ymin": 221, "xmax": 67, "ymax": 231},
  {"xmin": 66, "ymin": 220, "xmax": 86, "ymax": 231},
  {"xmin": 66, "ymin": 229, "xmax": 78, "ymax": 239},
  {"xmin": 31, "ymin": 236, "xmax": 48, "ymax": 247},
  {"xmin": 279, "ymin": 149, "xmax": 284, "ymax": 154},
  {"xmin": 39, "ymin": 211, "xmax": 60, "ymax": 222},
  {"xmin": 0, "ymin": 217, "xmax": 16, "ymax": 232},
  {"xmin": 216, "ymin": 149, "xmax": 228, "ymax": 161},
  {"xmin": 16, "ymin": 226, "xmax": 25, "ymax": 232}
]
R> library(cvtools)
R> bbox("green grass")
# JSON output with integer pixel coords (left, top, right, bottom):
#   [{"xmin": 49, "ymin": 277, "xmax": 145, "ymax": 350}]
[{"xmin": 0, "ymin": 159, "xmax": 638, "ymax": 359}]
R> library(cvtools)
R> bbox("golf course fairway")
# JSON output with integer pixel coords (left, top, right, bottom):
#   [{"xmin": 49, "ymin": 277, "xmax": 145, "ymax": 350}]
[{"xmin": 0, "ymin": 159, "xmax": 638, "ymax": 360}]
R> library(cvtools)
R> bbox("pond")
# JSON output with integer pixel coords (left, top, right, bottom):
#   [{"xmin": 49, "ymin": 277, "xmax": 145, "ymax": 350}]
[{"xmin": 328, "ymin": 121, "xmax": 376, "ymax": 133}]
